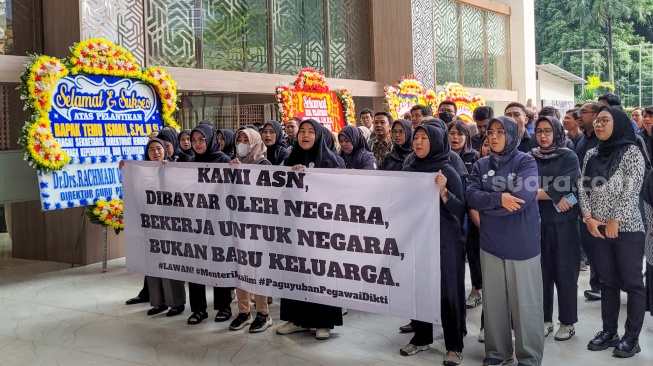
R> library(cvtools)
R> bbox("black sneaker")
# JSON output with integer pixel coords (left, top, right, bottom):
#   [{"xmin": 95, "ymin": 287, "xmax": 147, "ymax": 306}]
[
  {"xmin": 584, "ymin": 288, "xmax": 601, "ymax": 301},
  {"xmin": 249, "ymin": 312, "xmax": 273, "ymax": 333},
  {"xmin": 229, "ymin": 312, "xmax": 252, "ymax": 330},
  {"xmin": 587, "ymin": 330, "xmax": 619, "ymax": 351}
]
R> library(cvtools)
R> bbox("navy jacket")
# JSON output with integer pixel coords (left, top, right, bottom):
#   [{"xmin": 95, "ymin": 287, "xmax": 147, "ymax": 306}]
[
  {"xmin": 518, "ymin": 130, "xmax": 539, "ymax": 153},
  {"xmin": 466, "ymin": 152, "xmax": 541, "ymax": 260}
]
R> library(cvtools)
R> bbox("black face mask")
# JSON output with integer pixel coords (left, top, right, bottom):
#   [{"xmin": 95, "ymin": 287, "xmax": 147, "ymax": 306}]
[{"xmin": 438, "ymin": 111, "xmax": 454, "ymax": 123}]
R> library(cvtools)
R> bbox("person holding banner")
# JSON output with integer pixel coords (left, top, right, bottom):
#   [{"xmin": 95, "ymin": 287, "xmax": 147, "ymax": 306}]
[
  {"xmin": 178, "ymin": 129, "xmax": 195, "ymax": 161},
  {"xmin": 157, "ymin": 130, "xmax": 191, "ymax": 163},
  {"xmin": 143, "ymin": 138, "xmax": 187, "ymax": 317},
  {"xmin": 338, "ymin": 125, "xmax": 376, "ymax": 170},
  {"xmin": 466, "ymin": 116, "xmax": 544, "ymax": 366},
  {"xmin": 276, "ymin": 118, "xmax": 344, "ymax": 340},
  {"xmin": 217, "ymin": 128, "xmax": 236, "ymax": 160},
  {"xmin": 400, "ymin": 125, "xmax": 466, "ymax": 365},
  {"xmin": 261, "ymin": 121, "xmax": 290, "ymax": 165},
  {"xmin": 225, "ymin": 128, "xmax": 274, "ymax": 333},
  {"xmin": 186, "ymin": 124, "xmax": 234, "ymax": 325},
  {"xmin": 379, "ymin": 119, "xmax": 413, "ymax": 171}
]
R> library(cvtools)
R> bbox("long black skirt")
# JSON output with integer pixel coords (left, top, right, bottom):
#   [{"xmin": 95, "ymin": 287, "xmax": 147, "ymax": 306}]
[{"xmin": 279, "ymin": 298, "xmax": 343, "ymax": 329}]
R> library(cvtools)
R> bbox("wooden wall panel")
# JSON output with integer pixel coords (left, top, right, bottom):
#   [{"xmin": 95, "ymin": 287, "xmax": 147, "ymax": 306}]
[
  {"xmin": 9, "ymin": 201, "xmax": 46, "ymax": 261},
  {"xmin": 369, "ymin": 0, "xmax": 414, "ymax": 111},
  {"xmin": 42, "ymin": 0, "xmax": 81, "ymax": 58}
]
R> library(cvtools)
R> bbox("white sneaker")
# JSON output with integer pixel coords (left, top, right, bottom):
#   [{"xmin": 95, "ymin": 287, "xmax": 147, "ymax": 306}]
[
  {"xmin": 275, "ymin": 321, "xmax": 308, "ymax": 335},
  {"xmin": 465, "ymin": 292, "xmax": 482, "ymax": 309},
  {"xmin": 554, "ymin": 324, "xmax": 575, "ymax": 341},
  {"xmin": 400, "ymin": 343, "xmax": 429, "ymax": 356},
  {"xmin": 315, "ymin": 328, "xmax": 330, "ymax": 340},
  {"xmin": 544, "ymin": 322, "xmax": 554, "ymax": 337},
  {"xmin": 478, "ymin": 328, "xmax": 485, "ymax": 343}
]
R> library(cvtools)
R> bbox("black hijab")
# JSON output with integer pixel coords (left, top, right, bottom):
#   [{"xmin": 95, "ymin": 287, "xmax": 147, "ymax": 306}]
[
  {"xmin": 285, "ymin": 119, "xmax": 343, "ymax": 168},
  {"xmin": 531, "ymin": 116, "xmax": 569, "ymax": 160},
  {"xmin": 338, "ymin": 125, "xmax": 374, "ymax": 169},
  {"xmin": 262, "ymin": 121, "xmax": 290, "ymax": 165},
  {"xmin": 157, "ymin": 129, "xmax": 184, "ymax": 162},
  {"xmin": 387, "ymin": 119, "xmax": 413, "ymax": 164},
  {"xmin": 178, "ymin": 129, "xmax": 194, "ymax": 156},
  {"xmin": 405, "ymin": 125, "xmax": 451, "ymax": 172},
  {"xmin": 323, "ymin": 127, "xmax": 339, "ymax": 153},
  {"xmin": 218, "ymin": 129, "xmax": 236, "ymax": 159},
  {"xmin": 145, "ymin": 138, "xmax": 169, "ymax": 161},
  {"xmin": 488, "ymin": 116, "xmax": 520, "ymax": 162},
  {"xmin": 425, "ymin": 118, "xmax": 448, "ymax": 131},
  {"xmin": 583, "ymin": 106, "xmax": 636, "ymax": 188},
  {"xmin": 191, "ymin": 124, "xmax": 230, "ymax": 163}
]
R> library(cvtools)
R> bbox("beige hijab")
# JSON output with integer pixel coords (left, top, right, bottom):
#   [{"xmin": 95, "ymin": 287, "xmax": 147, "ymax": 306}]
[{"xmin": 237, "ymin": 128, "xmax": 267, "ymax": 164}]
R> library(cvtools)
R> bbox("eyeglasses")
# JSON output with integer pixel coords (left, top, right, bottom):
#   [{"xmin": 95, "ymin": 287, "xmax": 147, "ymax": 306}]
[
  {"xmin": 390, "ymin": 130, "xmax": 405, "ymax": 135},
  {"xmin": 487, "ymin": 130, "xmax": 506, "ymax": 137},
  {"xmin": 535, "ymin": 129, "xmax": 553, "ymax": 136},
  {"xmin": 191, "ymin": 138, "xmax": 206, "ymax": 144},
  {"xmin": 593, "ymin": 118, "xmax": 611, "ymax": 127},
  {"xmin": 580, "ymin": 110, "xmax": 596, "ymax": 115}
]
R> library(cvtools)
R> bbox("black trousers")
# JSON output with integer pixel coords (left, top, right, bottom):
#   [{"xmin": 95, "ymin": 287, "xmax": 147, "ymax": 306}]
[
  {"xmin": 592, "ymin": 231, "xmax": 646, "ymax": 339},
  {"xmin": 541, "ymin": 220, "xmax": 580, "ymax": 325},
  {"xmin": 188, "ymin": 283, "xmax": 233, "ymax": 313},
  {"xmin": 410, "ymin": 243, "xmax": 466, "ymax": 352},
  {"xmin": 465, "ymin": 222, "xmax": 482, "ymax": 289},
  {"xmin": 137, "ymin": 277, "xmax": 149, "ymax": 300},
  {"xmin": 579, "ymin": 223, "xmax": 601, "ymax": 289},
  {"xmin": 646, "ymin": 262, "xmax": 653, "ymax": 316}
]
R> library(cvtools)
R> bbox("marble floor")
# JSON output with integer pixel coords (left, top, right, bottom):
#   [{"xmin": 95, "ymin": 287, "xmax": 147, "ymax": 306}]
[{"xmin": 0, "ymin": 233, "xmax": 651, "ymax": 366}]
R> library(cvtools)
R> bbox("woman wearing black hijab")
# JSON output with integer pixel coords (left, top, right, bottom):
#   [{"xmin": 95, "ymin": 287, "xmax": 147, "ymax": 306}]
[
  {"xmin": 261, "ymin": 121, "xmax": 290, "ymax": 165},
  {"xmin": 156, "ymin": 129, "xmax": 190, "ymax": 162},
  {"xmin": 531, "ymin": 116, "xmax": 581, "ymax": 341},
  {"xmin": 380, "ymin": 119, "xmax": 413, "ymax": 171},
  {"xmin": 177, "ymin": 129, "xmax": 194, "ymax": 161},
  {"xmin": 338, "ymin": 125, "xmax": 376, "ymax": 169},
  {"xmin": 579, "ymin": 106, "xmax": 646, "ymax": 358},
  {"xmin": 466, "ymin": 116, "xmax": 544, "ymax": 366},
  {"xmin": 640, "ymin": 170, "xmax": 653, "ymax": 319},
  {"xmin": 186, "ymin": 123, "xmax": 233, "ymax": 325},
  {"xmin": 216, "ymin": 128, "xmax": 236, "ymax": 159},
  {"xmin": 400, "ymin": 125, "xmax": 466, "ymax": 365},
  {"xmin": 276, "ymin": 119, "xmax": 344, "ymax": 341}
]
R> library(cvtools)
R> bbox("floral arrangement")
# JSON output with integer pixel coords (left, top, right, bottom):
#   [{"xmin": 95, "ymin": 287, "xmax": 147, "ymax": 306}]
[
  {"xmin": 275, "ymin": 68, "xmax": 356, "ymax": 128},
  {"xmin": 86, "ymin": 199, "xmax": 124, "ymax": 234},
  {"xmin": 383, "ymin": 75, "xmax": 438, "ymax": 119},
  {"xmin": 435, "ymin": 83, "xmax": 485, "ymax": 123},
  {"xmin": 18, "ymin": 37, "xmax": 180, "ymax": 173}
]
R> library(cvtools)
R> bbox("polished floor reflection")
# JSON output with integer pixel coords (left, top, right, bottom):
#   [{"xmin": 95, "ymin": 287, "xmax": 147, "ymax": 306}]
[{"xmin": 0, "ymin": 233, "xmax": 651, "ymax": 365}]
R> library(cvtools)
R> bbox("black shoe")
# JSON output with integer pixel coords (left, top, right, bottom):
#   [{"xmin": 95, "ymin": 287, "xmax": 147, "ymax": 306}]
[
  {"xmin": 215, "ymin": 309, "xmax": 232, "ymax": 322},
  {"xmin": 229, "ymin": 312, "xmax": 252, "ymax": 330},
  {"xmin": 613, "ymin": 336, "xmax": 641, "ymax": 358},
  {"xmin": 399, "ymin": 323, "xmax": 414, "ymax": 333},
  {"xmin": 166, "ymin": 305, "xmax": 185, "ymax": 317},
  {"xmin": 584, "ymin": 288, "xmax": 601, "ymax": 300},
  {"xmin": 147, "ymin": 306, "xmax": 168, "ymax": 316},
  {"xmin": 126, "ymin": 296, "xmax": 149, "ymax": 305},
  {"xmin": 587, "ymin": 330, "xmax": 619, "ymax": 351},
  {"xmin": 187, "ymin": 311, "xmax": 208, "ymax": 325},
  {"xmin": 249, "ymin": 312, "xmax": 273, "ymax": 333}
]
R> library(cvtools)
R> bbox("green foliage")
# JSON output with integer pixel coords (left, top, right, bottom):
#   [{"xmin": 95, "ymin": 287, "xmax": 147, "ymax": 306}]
[{"xmin": 536, "ymin": 0, "xmax": 653, "ymax": 106}]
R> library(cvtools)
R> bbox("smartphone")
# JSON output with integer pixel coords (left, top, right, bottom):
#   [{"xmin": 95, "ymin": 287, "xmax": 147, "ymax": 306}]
[{"xmin": 553, "ymin": 193, "xmax": 577, "ymax": 213}]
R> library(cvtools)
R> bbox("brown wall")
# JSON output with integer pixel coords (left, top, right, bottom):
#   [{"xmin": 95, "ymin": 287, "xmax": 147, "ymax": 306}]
[
  {"xmin": 41, "ymin": 0, "xmax": 81, "ymax": 58},
  {"xmin": 369, "ymin": 0, "xmax": 415, "ymax": 111}
]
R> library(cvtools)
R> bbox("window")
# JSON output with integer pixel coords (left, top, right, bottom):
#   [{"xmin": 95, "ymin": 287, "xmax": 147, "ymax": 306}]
[
  {"xmin": 145, "ymin": 0, "xmax": 371, "ymax": 80},
  {"xmin": 432, "ymin": 0, "xmax": 510, "ymax": 89}
]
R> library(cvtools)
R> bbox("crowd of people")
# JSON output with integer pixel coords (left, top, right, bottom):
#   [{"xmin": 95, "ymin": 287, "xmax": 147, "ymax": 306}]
[{"xmin": 122, "ymin": 94, "xmax": 653, "ymax": 366}]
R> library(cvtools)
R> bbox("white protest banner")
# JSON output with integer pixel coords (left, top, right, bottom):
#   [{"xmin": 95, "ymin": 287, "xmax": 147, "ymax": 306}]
[{"xmin": 123, "ymin": 161, "xmax": 441, "ymax": 324}]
